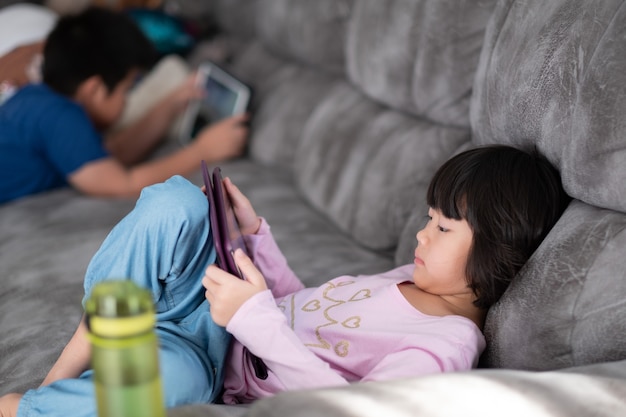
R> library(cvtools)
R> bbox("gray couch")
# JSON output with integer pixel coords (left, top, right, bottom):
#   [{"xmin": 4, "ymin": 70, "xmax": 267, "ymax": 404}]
[{"xmin": 2, "ymin": 0, "xmax": 626, "ymax": 416}]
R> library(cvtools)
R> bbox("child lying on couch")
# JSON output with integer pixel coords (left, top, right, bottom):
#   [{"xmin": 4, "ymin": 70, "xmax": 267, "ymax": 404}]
[
  {"xmin": 0, "ymin": 145, "xmax": 570, "ymax": 417},
  {"xmin": 0, "ymin": 6, "xmax": 248, "ymax": 204}
]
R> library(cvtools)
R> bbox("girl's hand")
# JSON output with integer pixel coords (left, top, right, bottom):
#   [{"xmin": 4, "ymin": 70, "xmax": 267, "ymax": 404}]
[
  {"xmin": 223, "ymin": 177, "xmax": 261, "ymax": 235},
  {"xmin": 203, "ymin": 249, "xmax": 268, "ymax": 326}
]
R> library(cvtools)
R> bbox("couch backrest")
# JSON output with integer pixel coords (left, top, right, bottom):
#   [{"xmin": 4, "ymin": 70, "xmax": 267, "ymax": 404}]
[
  {"xmin": 212, "ymin": 0, "xmax": 496, "ymax": 256},
  {"xmin": 471, "ymin": 0, "xmax": 626, "ymax": 213},
  {"xmin": 346, "ymin": 0, "xmax": 496, "ymax": 128},
  {"xmin": 202, "ymin": 0, "xmax": 626, "ymax": 372},
  {"xmin": 213, "ymin": 0, "xmax": 349, "ymax": 74},
  {"xmin": 471, "ymin": 0, "xmax": 626, "ymax": 370}
]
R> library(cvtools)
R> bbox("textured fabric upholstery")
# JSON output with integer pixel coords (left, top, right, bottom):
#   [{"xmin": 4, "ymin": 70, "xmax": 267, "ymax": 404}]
[
  {"xmin": 216, "ymin": 0, "xmax": 490, "ymax": 251},
  {"xmin": 347, "ymin": 0, "xmax": 496, "ymax": 126},
  {"xmin": 471, "ymin": 0, "xmax": 626, "ymax": 371},
  {"xmin": 2, "ymin": 1, "xmax": 626, "ymax": 416},
  {"xmin": 483, "ymin": 200, "xmax": 626, "ymax": 369},
  {"xmin": 471, "ymin": 0, "xmax": 626, "ymax": 212}
]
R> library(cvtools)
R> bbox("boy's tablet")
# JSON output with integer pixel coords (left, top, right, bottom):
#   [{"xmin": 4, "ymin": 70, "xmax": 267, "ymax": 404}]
[
  {"xmin": 180, "ymin": 63, "xmax": 251, "ymax": 144},
  {"xmin": 201, "ymin": 161, "xmax": 249, "ymax": 279}
]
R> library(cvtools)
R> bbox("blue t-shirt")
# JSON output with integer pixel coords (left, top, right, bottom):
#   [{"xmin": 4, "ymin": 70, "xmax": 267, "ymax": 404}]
[{"xmin": 0, "ymin": 84, "xmax": 109, "ymax": 203}]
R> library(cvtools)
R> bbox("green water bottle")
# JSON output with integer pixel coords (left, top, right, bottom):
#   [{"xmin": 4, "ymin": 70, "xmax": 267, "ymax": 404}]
[{"xmin": 85, "ymin": 280, "xmax": 166, "ymax": 417}]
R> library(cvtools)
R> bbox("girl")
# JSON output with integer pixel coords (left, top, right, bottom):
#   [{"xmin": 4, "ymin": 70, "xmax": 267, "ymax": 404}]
[{"xmin": 0, "ymin": 145, "xmax": 569, "ymax": 416}]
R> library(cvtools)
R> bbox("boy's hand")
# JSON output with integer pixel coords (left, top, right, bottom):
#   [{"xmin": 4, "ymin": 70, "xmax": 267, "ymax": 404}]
[
  {"xmin": 223, "ymin": 177, "xmax": 261, "ymax": 235},
  {"xmin": 166, "ymin": 72, "xmax": 205, "ymax": 115},
  {"xmin": 203, "ymin": 249, "xmax": 268, "ymax": 327},
  {"xmin": 194, "ymin": 114, "xmax": 249, "ymax": 161}
]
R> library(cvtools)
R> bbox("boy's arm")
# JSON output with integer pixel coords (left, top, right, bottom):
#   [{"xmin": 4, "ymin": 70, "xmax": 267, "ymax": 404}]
[
  {"xmin": 105, "ymin": 74, "xmax": 200, "ymax": 166},
  {"xmin": 40, "ymin": 316, "xmax": 91, "ymax": 386},
  {"xmin": 0, "ymin": 41, "xmax": 44, "ymax": 87},
  {"xmin": 68, "ymin": 115, "xmax": 248, "ymax": 198}
]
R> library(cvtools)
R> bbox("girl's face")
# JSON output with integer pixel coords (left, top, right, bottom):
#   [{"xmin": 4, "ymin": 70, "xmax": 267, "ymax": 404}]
[{"xmin": 412, "ymin": 208, "xmax": 474, "ymax": 298}]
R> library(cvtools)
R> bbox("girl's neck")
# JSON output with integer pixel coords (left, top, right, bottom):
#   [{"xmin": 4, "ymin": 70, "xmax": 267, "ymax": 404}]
[{"xmin": 397, "ymin": 282, "xmax": 486, "ymax": 328}]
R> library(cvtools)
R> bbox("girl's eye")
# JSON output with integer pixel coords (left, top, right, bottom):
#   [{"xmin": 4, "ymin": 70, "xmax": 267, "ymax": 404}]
[{"xmin": 437, "ymin": 226, "xmax": 449, "ymax": 233}]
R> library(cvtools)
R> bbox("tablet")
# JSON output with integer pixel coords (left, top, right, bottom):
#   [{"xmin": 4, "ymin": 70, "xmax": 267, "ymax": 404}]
[
  {"xmin": 180, "ymin": 62, "xmax": 251, "ymax": 143},
  {"xmin": 201, "ymin": 161, "xmax": 249, "ymax": 279},
  {"xmin": 200, "ymin": 161, "xmax": 269, "ymax": 379}
]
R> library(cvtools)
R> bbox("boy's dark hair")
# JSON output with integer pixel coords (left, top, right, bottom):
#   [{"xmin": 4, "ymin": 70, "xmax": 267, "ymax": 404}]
[
  {"xmin": 427, "ymin": 145, "xmax": 570, "ymax": 310},
  {"xmin": 42, "ymin": 6, "xmax": 157, "ymax": 96}
]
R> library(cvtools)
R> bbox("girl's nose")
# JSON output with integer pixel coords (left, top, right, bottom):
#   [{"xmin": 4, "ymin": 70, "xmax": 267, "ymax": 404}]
[{"xmin": 416, "ymin": 228, "xmax": 427, "ymax": 246}]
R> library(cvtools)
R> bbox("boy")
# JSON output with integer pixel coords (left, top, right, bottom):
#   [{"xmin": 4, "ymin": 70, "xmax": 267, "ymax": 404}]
[{"xmin": 0, "ymin": 6, "xmax": 248, "ymax": 204}]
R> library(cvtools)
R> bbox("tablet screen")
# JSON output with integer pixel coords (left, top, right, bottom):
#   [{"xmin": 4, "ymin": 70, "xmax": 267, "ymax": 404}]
[
  {"xmin": 203, "ymin": 75, "xmax": 241, "ymax": 120},
  {"xmin": 180, "ymin": 63, "xmax": 250, "ymax": 143}
]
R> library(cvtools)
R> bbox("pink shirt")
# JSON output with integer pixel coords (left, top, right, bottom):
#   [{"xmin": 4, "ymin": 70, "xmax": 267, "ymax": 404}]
[{"xmin": 222, "ymin": 220, "xmax": 485, "ymax": 404}]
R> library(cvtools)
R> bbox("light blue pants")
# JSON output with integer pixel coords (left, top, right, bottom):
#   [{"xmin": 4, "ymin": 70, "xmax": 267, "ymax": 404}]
[{"xmin": 18, "ymin": 176, "xmax": 231, "ymax": 417}]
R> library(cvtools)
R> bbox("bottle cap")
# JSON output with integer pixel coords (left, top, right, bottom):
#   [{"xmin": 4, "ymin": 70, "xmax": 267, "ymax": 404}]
[{"xmin": 85, "ymin": 280, "xmax": 155, "ymax": 338}]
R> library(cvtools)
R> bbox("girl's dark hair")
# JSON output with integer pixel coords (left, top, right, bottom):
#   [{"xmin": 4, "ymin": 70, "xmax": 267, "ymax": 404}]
[
  {"xmin": 42, "ymin": 6, "xmax": 157, "ymax": 96},
  {"xmin": 427, "ymin": 145, "xmax": 570, "ymax": 309}
]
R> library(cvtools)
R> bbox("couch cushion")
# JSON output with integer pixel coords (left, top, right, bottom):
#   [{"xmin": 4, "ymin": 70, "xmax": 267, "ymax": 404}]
[
  {"xmin": 255, "ymin": 0, "xmax": 352, "ymax": 75},
  {"xmin": 211, "ymin": 0, "xmax": 258, "ymax": 39},
  {"xmin": 225, "ymin": 37, "xmax": 470, "ymax": 252},
  {"xmin": 292, "ymin": 83, "xmax": 469, "ymax": 251},
  {"xmin": 482, "ymin": 200, "xmax": 626, "ymax": 370},
  {"xmin": 214, "ymin": 0, "xmax": 352, "ymax": 75},
  {"xmin": 228, "ymin": 43, "xmax": 343, "ymax": 170},
  {"xmin": 241, "ymin": 366, "xmax": 626, "ymax": 417},
  {"xmin": 346, "ymin": 0, "xmax": 497, "ymax": 127},
  {"xmin": 0, "ymin": 189, "xmax": 134, "ymax": 393},
  {"xmin": 471, "ymin": 0, "xmax": 626, "ymax": 213},
  {"xmin": 212, "ymin": 0, "xmax": 493, "ymax": 252}
]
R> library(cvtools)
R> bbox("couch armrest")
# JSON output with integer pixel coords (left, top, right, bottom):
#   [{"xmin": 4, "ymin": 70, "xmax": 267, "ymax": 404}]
[{"xmin": 244, "ymin": 368, "xmax": 626, "ymax": 417}]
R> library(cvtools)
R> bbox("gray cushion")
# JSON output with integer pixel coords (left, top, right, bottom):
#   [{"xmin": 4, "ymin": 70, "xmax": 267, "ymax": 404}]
[
  {"xmin": 213, "ymin": 0, "xmax": 258, "ymax": 39},
  {"xmin": 483, "ymin": 200, "xmax": 626, "ymax": 370},
  {"xmin": 241, "ymin": 366, "xmax": 626, "ymax": 417},
  {"xmin": 471, "ymin": 0, "xmax": 626, "ymax": 212},
  {"xmin": 254, "ymin": 0, "xmax": 353, "ymax": 74},
  {"xmin": 292, "ymin": 84, "xmax": 469, "ymax": 251},
  {"xmin": 0, "ymin": 190, "xmax": 134, "ymax": 393},
  {"xmin": 214, "ymin": 0, "xmax": 352, "ymax": 74},
  {"xmin": 215, "ymin": 0, "xmax": 496, "ymax": 251},
  {"xmin": 223, "ymin": 35, "xmax": 471, "ymax": 252},
  {"xmin": 346, "ymin": 0, "xmax": 496, "ymax": 126}
]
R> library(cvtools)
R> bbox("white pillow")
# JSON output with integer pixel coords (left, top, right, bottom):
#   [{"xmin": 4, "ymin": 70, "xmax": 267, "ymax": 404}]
[{"xmin": 0, "ymin": 4, "xmax": 58, "ymax": 56}]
